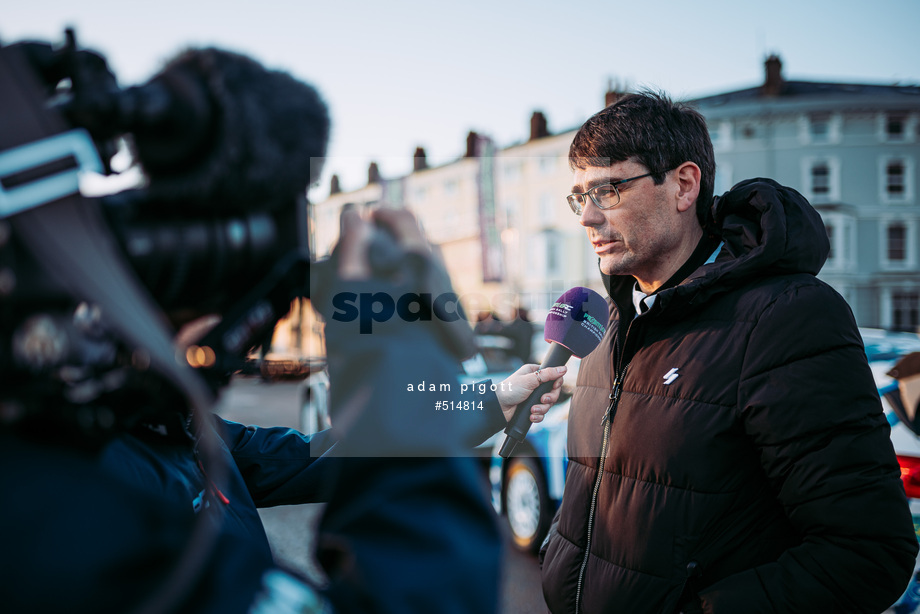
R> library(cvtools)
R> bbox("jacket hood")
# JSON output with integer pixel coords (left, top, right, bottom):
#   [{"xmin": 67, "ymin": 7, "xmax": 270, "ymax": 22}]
[
  {"xmin": 603, "ymin": 177, "xmax": 830, "ymax": 311},
  {"xmin": 710, "ymin": 177, "xmax": 828, "ymax": 279}
]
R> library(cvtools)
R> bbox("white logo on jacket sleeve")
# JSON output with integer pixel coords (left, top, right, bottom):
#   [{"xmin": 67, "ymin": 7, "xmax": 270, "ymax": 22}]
[{"xmin": 663, "ymin": 368, "xmax": 680, "ymax": 385}]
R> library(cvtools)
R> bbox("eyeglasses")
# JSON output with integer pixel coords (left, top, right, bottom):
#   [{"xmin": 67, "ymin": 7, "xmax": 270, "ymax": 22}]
[{"xmin": 566, "ymin": 171, "xmax": 661, "ymax": 216}]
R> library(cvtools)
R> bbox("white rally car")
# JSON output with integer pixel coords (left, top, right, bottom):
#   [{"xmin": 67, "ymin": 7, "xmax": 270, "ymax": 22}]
[{"xmin": 866, "ymin": 328, "xmax": 920, "ymax": 614}]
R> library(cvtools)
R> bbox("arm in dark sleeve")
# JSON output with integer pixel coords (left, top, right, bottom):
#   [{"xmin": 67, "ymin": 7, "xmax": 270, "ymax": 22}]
[
  {"xmin": 217, "ymin": 417, "xmax": 338, "ymax": 507},
  {"xmin": 315, "ymin": 279, "xmax": 502, "ymax": 614},
  {"xmin": 459, "ymin": 379, "xmax": 509, "ymax": 447},
  {"xmin": 700, "ymin": 283, "xmax": 918, "ymax": 613}
]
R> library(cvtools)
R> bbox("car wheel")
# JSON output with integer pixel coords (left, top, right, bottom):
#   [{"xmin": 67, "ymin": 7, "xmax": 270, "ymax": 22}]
[{"xmin": 503, "ymin": 456, "xmax": 551, "ymax": 554}]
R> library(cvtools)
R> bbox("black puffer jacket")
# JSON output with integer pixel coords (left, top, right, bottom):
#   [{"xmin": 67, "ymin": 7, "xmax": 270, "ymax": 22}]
[{"xmin": 541, "ymin": 178, "xmax": 918, "ymax": 614}]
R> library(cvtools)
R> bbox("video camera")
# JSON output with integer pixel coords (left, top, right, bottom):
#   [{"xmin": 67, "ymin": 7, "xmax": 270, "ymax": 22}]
[{"xmin": 0, "ymin": 28, "xmax": 330, "ymax": 442}]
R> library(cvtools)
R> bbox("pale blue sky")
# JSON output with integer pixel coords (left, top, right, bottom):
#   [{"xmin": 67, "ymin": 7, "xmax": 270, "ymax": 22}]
[{"xmin": 5, "ymin": 0, "xmax": 919, "ymax": 198}]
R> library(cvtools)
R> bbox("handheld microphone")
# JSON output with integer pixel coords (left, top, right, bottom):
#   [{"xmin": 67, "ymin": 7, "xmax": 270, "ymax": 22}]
[{"xmin": 499, "ymin": 287, "xmax": 608, "ymax": 458}]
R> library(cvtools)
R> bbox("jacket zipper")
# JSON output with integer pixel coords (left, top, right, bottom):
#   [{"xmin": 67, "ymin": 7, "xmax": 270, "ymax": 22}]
[
  {"xmin": 574, "ymin": 310, "xmax": 640, "ymax": 614},
  {"xmin": 574, "ymin": 361, "xmax": 629, "ymax": 614}
]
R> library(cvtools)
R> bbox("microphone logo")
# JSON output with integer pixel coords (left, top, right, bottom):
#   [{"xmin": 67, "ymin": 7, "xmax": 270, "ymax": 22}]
[{"xmin": 544, "ymin": 287, "xmax": 609, "ymax": 358}]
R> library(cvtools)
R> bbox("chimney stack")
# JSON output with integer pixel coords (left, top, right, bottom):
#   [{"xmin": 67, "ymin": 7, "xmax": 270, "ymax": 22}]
[
  {"xmin": 530, "ymin": 111, "xmax": 549, "ymax": 141},
  {"xmin": 605, "ymin": 78, "xmax": 625, "ymax": 107},
  {"xmin": 465, "ymin": 131, "xmax": 480, "ymax": 157},
  {"xmin": 329, "ymin": 174, "xmax": 341, "ymax": 195},
  {"xmin": 762, "ymin": 54, "xmax": 784, "ymax": 97},
  {"xmin": 413, "ymin": 147, "xmax": 428, "ymax": 171},
  {"xmin": 367, "ymin": 161, "xmax": 381, "ymax": 184}
]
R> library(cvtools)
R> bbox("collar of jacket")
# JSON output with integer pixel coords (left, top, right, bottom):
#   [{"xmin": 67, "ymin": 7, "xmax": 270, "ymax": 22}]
[
  {"xmin": 602, "ymin": 231, "xmax": 721, "ymax": 319},
  {"xmin": 601, "ymin": 177, "xmax": 829, "ymax": 317}
]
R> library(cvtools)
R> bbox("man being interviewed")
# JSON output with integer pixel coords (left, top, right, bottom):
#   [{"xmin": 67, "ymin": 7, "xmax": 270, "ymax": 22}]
[{"xmin": 539, "ymin": 91, "xmax": 918, "ymax": 613}]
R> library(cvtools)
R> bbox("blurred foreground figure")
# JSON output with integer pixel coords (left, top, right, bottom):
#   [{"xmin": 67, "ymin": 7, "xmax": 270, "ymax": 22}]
[{"xmin": 0, "ymin": 30, "xmax": 507, "ymax": 613}]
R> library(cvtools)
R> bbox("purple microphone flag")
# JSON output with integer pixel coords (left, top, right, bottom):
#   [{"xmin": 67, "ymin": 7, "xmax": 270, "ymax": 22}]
[{"xmin": 543, "ymin": 287, "xmax": 608, "ymax": 357}]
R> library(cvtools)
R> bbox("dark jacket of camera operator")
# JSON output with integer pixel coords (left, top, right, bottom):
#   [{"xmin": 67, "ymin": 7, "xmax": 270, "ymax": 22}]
[
  {"xmin": 0, "ymin": 429, "xmax": 278, "ymax": 614},
  {"xmin": 0, "ymin": 33, "xmax": 507, "ymax": 614},
  {"xmin": 99, "ymin": 414, "xmax": 337, "ymax": 565},
  {"xmin": 97, "ymin": 273, "xmax": 509, "ymax": 614}
]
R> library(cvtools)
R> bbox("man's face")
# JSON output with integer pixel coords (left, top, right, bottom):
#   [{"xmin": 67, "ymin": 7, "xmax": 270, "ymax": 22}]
[{"xmin": 572, "ymin": 160, "xmax": 688, "ymax": 290}]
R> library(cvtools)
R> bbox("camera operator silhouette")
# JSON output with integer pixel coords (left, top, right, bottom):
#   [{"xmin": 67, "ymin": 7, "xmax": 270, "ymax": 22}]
[{"xmin": 0, "ymin": 29, "xmax": 565, "ymax": 613}]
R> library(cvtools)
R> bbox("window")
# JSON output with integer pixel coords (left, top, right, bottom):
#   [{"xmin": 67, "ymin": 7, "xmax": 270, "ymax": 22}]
[
  {"xmin": 881, "ymin": 218, "xmax": 915, "ymax": 269},
  {"xmin": 542, "ymin": 230, "xmax": 562, "ymax": 276},
  {"xmin": 546, "ymin": 234, "xmax": 560, "ymax": 275},
  {"xmin": 708, "ymin": 126, "xmax": 721, "ymax": 145},
  {"xmin": 892, "ymin": 291, "xmax": 920, "ymax": 333},
  {"xmin": 539, "ymin": 157, "xmax": 556, "ymax": 175},
  {"xmin": 502, "ymin": 199, "xmax": 519, "ymax": 230},
  {"xmin": 800, "ymin": 112, "xmax": 841, "ymax": 145},
  {"xmin": 539, "ymin": 192, "xmax": 554, "ymax": 225},
  {"xmin": 879, "ymin": 112, "xmax": 918, "ymax": 143},
  {"xmin": 708, "ymin": 120, "xmax": 732, "ymax": 152},
  {"xmin": 887, "ymin": 160, "xmax": 906, "ymax": 197},
  {"xmin": 826, "ymin": 224, "xmax": 834, "ymax": 260},
  {"xmin": 887, "ymin": 114, "xmax": 907, "ymax": 142},
  {"xmin": 803, "ymin": 157, "xmax": 839, "ymax": 202},
  {"xmin": 809, "ymin": 112, "xmax": 831, "ymax": 143},
  {"xmin": 888, "ymin": 223, "xmax": 907, "ymax": 261},
  {"xmin": 880, "ymin": 155, "xmax": 915, "ymax": 203},
  {"xmin": 812, "ymin": 164, "xmax": 830, "ymax": 195},
  {"xmin": 503, "ymin": 160, "xmax": 522, "ymax": 182}
]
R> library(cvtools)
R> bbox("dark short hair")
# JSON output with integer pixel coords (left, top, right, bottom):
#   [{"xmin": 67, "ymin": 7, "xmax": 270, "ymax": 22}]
[{"xmin": 569, "ymin": 91, "xmax": 715, "ymax": 229}]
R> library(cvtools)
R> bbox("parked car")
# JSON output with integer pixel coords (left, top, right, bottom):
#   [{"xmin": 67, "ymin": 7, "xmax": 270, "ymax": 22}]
[
  {"xmin": 864, "ymin": 328, "xmax": 920, "ymax": 613},
  {"xmin": 299, "ymin": 367, "xmax": 330, "ymax": 435},
  {"xmin": 491, "ymin": 327, "xmax": 920, "ymax": 569},
  {"xmin": 486, "ymin": 323, "xmax": 580, "ymax": 554},
  {"xmin": 489, "ymin": 397, "xmax": 570, "ymax": 554}
]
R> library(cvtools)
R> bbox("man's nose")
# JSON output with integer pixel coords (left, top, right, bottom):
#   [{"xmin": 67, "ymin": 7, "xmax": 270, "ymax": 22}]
[{"xmin": 578, "ymin": 198, "xmax": 605, "ymax": 227}]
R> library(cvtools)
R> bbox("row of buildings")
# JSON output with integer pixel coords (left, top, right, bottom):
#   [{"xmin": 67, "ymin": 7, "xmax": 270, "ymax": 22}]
[{"xmin": 304, "ymin": 55, "xmax": 920, "ymax": 351}]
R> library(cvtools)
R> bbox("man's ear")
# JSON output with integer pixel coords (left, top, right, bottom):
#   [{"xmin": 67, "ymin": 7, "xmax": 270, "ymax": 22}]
[{"xmin": 674, "ymin": 162, "xmax": 701, "ymax": 214}]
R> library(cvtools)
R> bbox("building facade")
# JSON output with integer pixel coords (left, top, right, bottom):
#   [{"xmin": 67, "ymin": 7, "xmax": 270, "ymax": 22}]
[
  {"xmin": 307, "ymin": 56, "xmax": 920, "ymax": 345},
  {"xmin": 695, "ymin": 56, "xmax": 920, "ymax": 330},
  {"xmin": 310, "ymin": 123, "xmax": 593, "ymax": 326}
]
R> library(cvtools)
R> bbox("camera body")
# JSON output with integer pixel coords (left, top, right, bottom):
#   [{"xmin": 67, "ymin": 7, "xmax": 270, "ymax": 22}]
[{"xmin": 0, "ymin": 29, "xmax": 326, "ymax": 440}]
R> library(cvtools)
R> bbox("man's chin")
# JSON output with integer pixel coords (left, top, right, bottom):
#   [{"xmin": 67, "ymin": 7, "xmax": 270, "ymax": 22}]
[{"xmin": 598, "ymin": 255, "xmax": 632, "ymax": 277}]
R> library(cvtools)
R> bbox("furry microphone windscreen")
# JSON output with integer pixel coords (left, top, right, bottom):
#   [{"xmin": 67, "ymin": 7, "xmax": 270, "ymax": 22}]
[{"xmin": 133, "ymin": 47, "xmax": 330, "ymax": 213}]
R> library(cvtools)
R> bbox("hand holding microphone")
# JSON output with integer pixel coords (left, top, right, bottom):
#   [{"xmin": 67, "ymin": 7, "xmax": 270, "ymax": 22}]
[
  {"xmin": 496, "ymin": 364, "xmax": 568, "ymax": 423},
  {"xmin": 498, "ymin": 287, "xmax": 608, "ymax": 458}
]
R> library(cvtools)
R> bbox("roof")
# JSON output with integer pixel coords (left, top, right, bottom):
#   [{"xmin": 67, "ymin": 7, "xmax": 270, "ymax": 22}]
[{"xmin": 692, "ymin": 80, "xmax": 920, "ymax": 112}]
